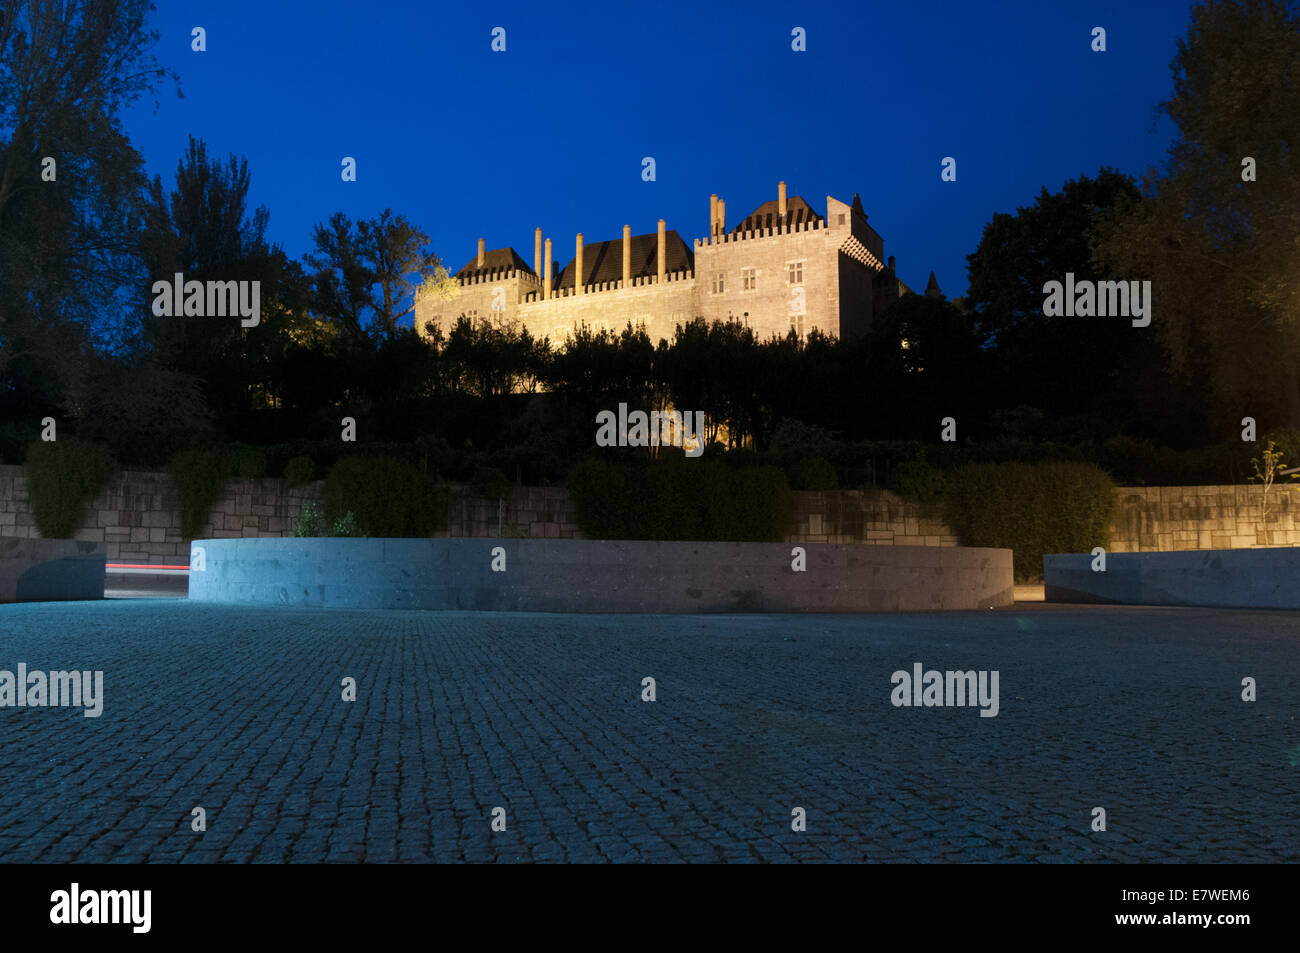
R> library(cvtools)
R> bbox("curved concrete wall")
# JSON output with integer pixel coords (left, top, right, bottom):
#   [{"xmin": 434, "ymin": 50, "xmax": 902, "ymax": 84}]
[
  {"xmin": 1044, "ymin": 548, "xmax": 1300, "ymax": 609},
  {"xmin": 1, "ymin": 537, "xmax": 106, "ymax": 603},
  {"xmin": 187, "ymin": 538, "xmax": 1013, "ymax": 613}
]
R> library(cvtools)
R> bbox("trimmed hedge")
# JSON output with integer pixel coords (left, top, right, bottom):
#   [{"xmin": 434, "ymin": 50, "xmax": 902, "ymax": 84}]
[
  {"xmin": 943, "ymin": 461, "xmax": 1118, "ymax": 582},
  {"xmin": 323, "ymin": 455, "xmax": 447, "ymax": 537},
  {"xmin": 567, "ymin": 457, "xmax": 793, "ymax": 542},
  {"xmin": 24, "ymin": 439, "xmax": 117, "ymax": 538}
]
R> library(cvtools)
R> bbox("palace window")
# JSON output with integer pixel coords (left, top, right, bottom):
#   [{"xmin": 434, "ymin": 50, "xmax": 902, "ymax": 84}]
[
  {"xmin": 787, "ymin": 261, "xmax": 804, "ymax": 284},
  {"xmin": 713, "ymin": 272, "xmax": 725, "ymax": 294},
  {"xmin": 742, "ymin": 267, "xmax": 757, "ymax": 291},
  {"xmin": 791, "ymin": 314, "xmax": 804, "ymax": 338}
]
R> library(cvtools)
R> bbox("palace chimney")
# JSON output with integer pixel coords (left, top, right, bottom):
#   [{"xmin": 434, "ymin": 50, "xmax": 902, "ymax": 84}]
[
  {"xmin": 710, "ymin": 194, "xmax": 719, "ymax": 239},
  {"xmin": 477, "ymin": 238, "xmax": 485, "ymax": 268},
  {"xmin": 778, "ymin": 181, "xmax": 788, "ymax": 218},
  {"xmin": 623, "ymin": 225, "xmax": 631, "ymax": 287},
  {"xmin": 544, "ymin": 238, "xmax": 553, "ymax": 298},
  {"xmin": 534, "ymin": 228, "xmax": 542, "ymax": 278},
  {"xmin": 718, "ymin": 199, "xmax": 725, "ymax": 234},
  {"xmin": 657, "ymin": 219, "xmax": 666, "ymax": 283},
  {"xmin": 575, "ymin": 233, "xmax": 584, "ymax": 295}
]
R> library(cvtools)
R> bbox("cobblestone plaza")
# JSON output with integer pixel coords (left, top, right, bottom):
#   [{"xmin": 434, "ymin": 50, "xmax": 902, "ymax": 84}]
[{"xmin": 0, "ymin": 601, "xmax": 1295, "ymax": 863}]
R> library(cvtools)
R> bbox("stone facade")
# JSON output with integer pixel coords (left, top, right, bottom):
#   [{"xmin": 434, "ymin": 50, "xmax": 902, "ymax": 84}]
[{"xmin": 414, "ymin": 183, "xmax": 917, "ymax": 345}]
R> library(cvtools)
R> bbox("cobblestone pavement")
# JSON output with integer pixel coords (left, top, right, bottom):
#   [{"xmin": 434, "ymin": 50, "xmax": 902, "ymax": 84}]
[{"xmin": 0, "ymin": 601, "xmax": 1297, "ymax": 863}]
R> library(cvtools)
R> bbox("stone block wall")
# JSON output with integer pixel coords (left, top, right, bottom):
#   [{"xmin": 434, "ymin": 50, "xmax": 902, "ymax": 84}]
[
  {"xmin": 2, "ymin": 463, "xmax": 1296, "ymax": 563},
  {"xmin": 1107, "ymin": 484, "xmax": 1300, "ymax": 552},
  {"xmin": 443, "ymin": 486, "xmax": 580, "ymax": 540},
  {"xmin": 785, "ymin": 489, "xmax": 958, "ymax": 547},
  {"xmin": 0, "ymin": 465, "xmax": 323, "ymax": 564}
]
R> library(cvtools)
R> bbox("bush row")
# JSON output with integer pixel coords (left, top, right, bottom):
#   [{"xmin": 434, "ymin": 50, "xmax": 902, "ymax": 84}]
[
  {"xmin": 941, "ymin": 462, "xmax": 1118, "ymax": 582},
  {"xmin": 166, "ymin": 450, "xmax": 449, "ymax": 540},
  {"xmin": 567, "ymin": 457, "xmax": 794, "ymax": 542}
]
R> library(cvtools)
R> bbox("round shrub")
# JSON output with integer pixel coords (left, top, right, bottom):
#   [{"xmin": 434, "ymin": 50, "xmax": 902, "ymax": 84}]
[
  {"xmin": 283, "ymin": 455, "xmax": 318, "ymax": 486},
  {"xmin": 789, "ymin": 456, "xmax": 839, "ymax": 491},
  {"xmin": 890, "ymin": 459, "xmax": 947, "ymax": 505},
  {"xmin": 24, "ymin": 439, "xmax": 117, "ymax": 538},
  {"xmin": 169, "ymin": 449, "xmax": 228, "ymax": 540},
  {"xmin": 222, "ymin": 444, "xmax": 267, "ymax": 479},
  {"xmin": 468, "ymin": 466, "xmax": 511, "ymax": 501},
  {"xmin": 323, "ymin": 455, "xmax": 446, "ymax": 537}
]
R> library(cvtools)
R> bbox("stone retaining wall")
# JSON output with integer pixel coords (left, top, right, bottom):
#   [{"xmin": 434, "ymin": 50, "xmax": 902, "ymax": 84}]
[{"xmin": 1, "ymin": 465, "xmax": 1295, "ymax": 563}]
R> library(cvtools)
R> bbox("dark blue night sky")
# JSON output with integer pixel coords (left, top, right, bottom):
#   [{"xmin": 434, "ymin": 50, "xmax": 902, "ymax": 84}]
[{"xmin": 121, "ymin": 0, "xmax": 1191, "ymax": 306}]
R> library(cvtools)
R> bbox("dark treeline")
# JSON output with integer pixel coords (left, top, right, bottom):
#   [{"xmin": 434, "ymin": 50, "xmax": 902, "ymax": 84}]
[{"xmin": 2, "ymin": 1, "xmax": 1298, "ymax": 491}]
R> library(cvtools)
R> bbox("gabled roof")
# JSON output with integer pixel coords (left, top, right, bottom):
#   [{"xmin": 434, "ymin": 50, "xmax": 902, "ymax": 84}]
[
  {"xmin": 925, "ymin": 271, "xmax": 942, "ymax": 296},
  {"xmin": 731, "ymin": 196, "xmax": 824, "ymax": 232},
  {"xmin": 554, "ymin": 230, "xmax": 694, "ymax": 290},
  {"xmin": 456, "ymin": 246, "xmax": 534, "ymax": 279}
]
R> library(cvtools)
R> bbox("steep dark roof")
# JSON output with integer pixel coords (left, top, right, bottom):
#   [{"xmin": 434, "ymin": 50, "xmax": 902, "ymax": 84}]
[
  {"xmin": 925, "ymin": 271, "xmax": 942, "ymax": 296},
  {"xmin": 456, "ymin": 246, "xmax": 535, "ymax": 279},
  {"xmin": 730, "ymin": 196, "xmax": 824, "ymax": 233},
  {"xmin": 554, "ymin": 230, "xmax": 694, "ymax": 290}
]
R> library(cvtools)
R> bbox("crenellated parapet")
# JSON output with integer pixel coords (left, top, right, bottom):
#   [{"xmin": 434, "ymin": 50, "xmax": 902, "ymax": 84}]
[
  {"xmin": 694, "ymin": 216, "xmax": 827, "ymax": 248},
  {"xmin": 458, "ymin": 268, "xmax": 542, "ymax": 287},
  {"xmin": 521, "ymin": 269, "xmax": 695, "ymax": 303}
]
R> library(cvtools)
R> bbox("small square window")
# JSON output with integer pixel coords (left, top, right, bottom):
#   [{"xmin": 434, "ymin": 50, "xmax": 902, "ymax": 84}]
[
  {"xmin": 713, "ymin": 273, "xmax": 725, "ymax": 294},
  {"xmin": 742, "ymin": 267, "xmax": 757, "ymax": 291},
  {"xmin": 787, "ymin": 261, "xmax": 804, "ymax": 284},
  {"xmin": 838, "ymin": 214, "xmax": 846, "ymax": 225}
]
